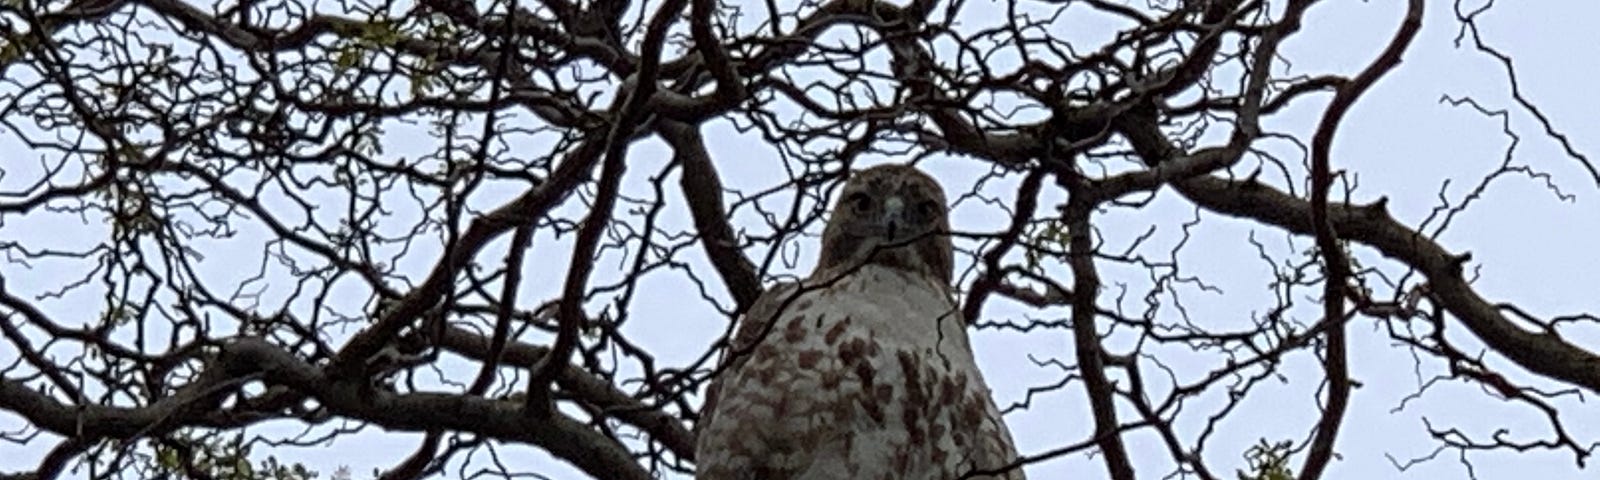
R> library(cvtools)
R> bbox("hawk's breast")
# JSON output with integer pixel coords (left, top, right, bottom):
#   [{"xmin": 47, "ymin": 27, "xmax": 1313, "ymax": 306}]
[{"xmin": 697, "ymin": 265, "xmax": 1023, "ymax": 480}]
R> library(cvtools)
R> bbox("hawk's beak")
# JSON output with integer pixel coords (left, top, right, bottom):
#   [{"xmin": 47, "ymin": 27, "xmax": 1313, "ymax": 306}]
[{"xmin": 882, "ymin": 196, "xmax": 905, "ymax": 240}]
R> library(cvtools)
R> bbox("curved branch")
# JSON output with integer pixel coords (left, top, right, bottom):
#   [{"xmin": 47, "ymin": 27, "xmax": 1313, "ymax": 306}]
[
  {"xmin": 0, "ymin": 338, "xmax": 655, "ymax": 480},
  {"xmin": 1300, "ymin": 0, "xmax": 1424, "ymax": 478},
  {"xmin": 436, "ymin": 326, "xmax": 696, "ymax": 460},
  {"xmin": 1174, "ymin": 175, "xmax": 1600, "ymax": 395},
  {"xmin": 659, "ymin": 120, "xmax": 763, "ymax": 311},
  {"xmin": 1063, "ymin": 192, "xmax": 1136, "ymax": 480},
  {"xmin": 527, "ymin": 0, "xmax": 692, "ymax": 411}
]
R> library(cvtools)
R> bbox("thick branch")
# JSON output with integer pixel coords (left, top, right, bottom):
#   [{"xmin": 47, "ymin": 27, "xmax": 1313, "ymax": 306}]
[
  {"xmin": 1174, "ymin": 176, "xmax": 1600, "ymax": 394},
  {"xmin": 436, "ymin": 326, "xmax": 696, "ymax": 459},
  {"xmin": 528, "ymin": 0, "xmax": 691, "ymax": 411},
  {"xmin": 1300, "ymin": 0, "xmax": 1424, "ymax": 478},
  {"xmin": 659, "ymin": 120, "xmax": 763, "ymax": 311},
  {"xmin": 1063, "ymin": 195, "xmax": 1137, "ymax": 480},
  {"xmin": 0, "ymin": 338, "xmax": 654, "ymax": 480}
]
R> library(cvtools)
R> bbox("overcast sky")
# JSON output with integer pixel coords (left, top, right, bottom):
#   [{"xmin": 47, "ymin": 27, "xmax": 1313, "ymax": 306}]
[{"xmin": 3, "ymin": 0, "xmax": 1598, "ymax": 479}]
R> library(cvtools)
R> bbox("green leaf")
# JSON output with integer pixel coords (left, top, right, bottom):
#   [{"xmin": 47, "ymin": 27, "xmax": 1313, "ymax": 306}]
[
  {"xmin": 156, "ymin": 446, "xmax": 180, "ymax": 470},
  {"xmin": 335, "ymin": 46, "xmax": 361, "ymax": 71}
]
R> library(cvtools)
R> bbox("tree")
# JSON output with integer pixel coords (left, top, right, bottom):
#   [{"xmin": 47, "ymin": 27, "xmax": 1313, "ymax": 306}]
[{"xmin": 1, "ymin": 0, "xmax": 1595, "ymax": 478}]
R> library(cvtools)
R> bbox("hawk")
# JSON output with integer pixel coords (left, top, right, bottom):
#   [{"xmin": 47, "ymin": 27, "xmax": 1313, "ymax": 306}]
[{"xmin": 696, "ymin": 164, "xmax": 1025, "ymax": 479}]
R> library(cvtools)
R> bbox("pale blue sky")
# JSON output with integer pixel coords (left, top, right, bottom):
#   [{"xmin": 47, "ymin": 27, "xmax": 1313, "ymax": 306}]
[{"xmin": 3, "ymin": 1, "xmax": 1598, "ymax": 479}]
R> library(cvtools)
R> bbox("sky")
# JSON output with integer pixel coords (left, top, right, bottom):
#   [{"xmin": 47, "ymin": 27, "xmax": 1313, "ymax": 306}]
[{"xmin": 3, "ymin": 0, "xmax": 1599, "ymax": 479}]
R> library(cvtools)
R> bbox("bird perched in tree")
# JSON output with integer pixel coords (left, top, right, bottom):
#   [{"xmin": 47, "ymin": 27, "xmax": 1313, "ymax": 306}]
[{"xmin": 696, "ymin": 164, "xmax": 1025, "ymax": 479}]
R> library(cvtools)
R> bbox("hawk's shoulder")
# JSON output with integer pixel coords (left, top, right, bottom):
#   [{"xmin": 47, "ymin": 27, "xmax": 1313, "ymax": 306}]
[{"xmin": 695, "ymin": 280, "xmax": 801, "ymax": 439}]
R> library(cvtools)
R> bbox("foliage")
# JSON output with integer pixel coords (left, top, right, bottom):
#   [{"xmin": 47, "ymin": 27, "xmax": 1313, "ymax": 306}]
[{"xmin": 1237, "ymin": 440, "xmax": 1297, "ymax": 480}]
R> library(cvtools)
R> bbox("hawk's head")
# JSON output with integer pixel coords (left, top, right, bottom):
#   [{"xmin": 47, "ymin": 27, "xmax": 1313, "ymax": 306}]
[{"xmin": 818, "ymin": 164, "xmax": 953, "ymax": 285}]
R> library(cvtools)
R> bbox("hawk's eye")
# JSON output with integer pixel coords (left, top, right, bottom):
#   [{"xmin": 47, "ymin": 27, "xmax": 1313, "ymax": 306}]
[{"xmin": 847, "ymin": 192, "xmax": 874, "ymax": 213}]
